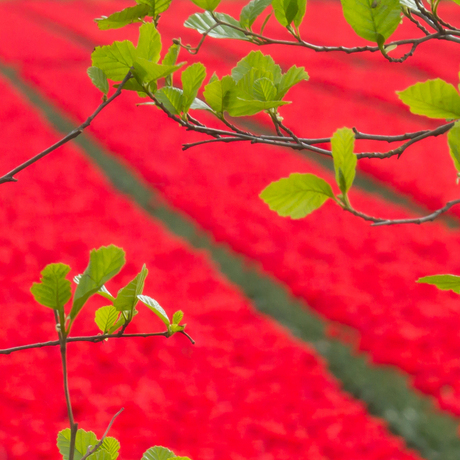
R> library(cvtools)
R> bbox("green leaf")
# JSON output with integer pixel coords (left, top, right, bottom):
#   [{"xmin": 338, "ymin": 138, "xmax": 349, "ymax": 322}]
[
  {"xmin": 91, "ymin": 41, "xmax": 136, "ymax": 81},
  {"xmin": 73, "ymin": 275, "xmax": 114, "ymax": 302},
  {"xmin": 399, "ymin": 0, "xmax": 417, "ymax": 10},
  {"xmin": 226, "ymin": 91, "xmax": 288, "ymax": 117},
  {"xmin": 133, "ymin": 59, "xmax": 184, "ymax": 86},
  {"xmin": 172, "ymin": 310, "xmax": 184, "ymax": 324},
  {"xmin": 331, "ymin": 127, "xmax": 357, "ymax": 194},
  {"xmin": 203, "ymin": 75, "xmax": 237, "ymax": 114},
  {"xmin": 57, "ymin": 428, "xmax": 99, "ymax": 460},
  {"xmin": 231, "ymin": 51, "xmax": 282, "ymax": 84},
  {"xmin": 340, "ymin": 0, "xmax": 401, "ymax": 43},
  {"xmin": 239, "ymin": 0, "xmax": 272, "ymax": 29},
  {"xmin": 185, "ymin": 12, "xmax": 250, "ymax": 40},
  {"xmin": 448, "ymin": 121, "xmax": 460, "ymax": 182},
  {"xmin": 190, "ymin": 0, "xmax": 221, "ymax": 10},
  {"xmin": 108, "ymin": 313, "xmax": 127, "ymax": 334},
  {"xmin": 137, "ymin": 23, "xmax": 162, "ymax": 62},
  {"xmin": 71, "ymin": 245, "xmax": 126, "ymax": 320},
  {"xmin": 272, "ymin": 0, "xmax": 299, "ymax": 26},
  {"xmin": 182, "ymin": 63, "xmax": 207, "ymax": 112},
  {"xmin": 137, "ymin": 0, "xmax": 172, "ymax": 15},
  {"xmin": 155, "ymin": 87, "xmax": 184, "ymax": 115},
  {"xmin": 137, "ymin": 295, "xmax": 170, "ymax": 327},
  {"xmin": 190, "ymin": 97, "xmax": 212, "ymax": 111},
  {"xmin": 397, "ymin": 79, "xmax": 460, "ymax": 119},
  {"xmin": 260, "ymin": 173, "xmax": 335, "ymax": 219},
  {"xmin": 142, "ymin": 447, "xmax": 176, "ymax": 460},
  {"xmin": 87, "ymin": 450, "xmax": 112, "ymax": 460},
  {"xmin": 30, "ymin": 263, "xmax": 71, "ymax": 311},
  {"xmin": 113, "ymin": 264, "xmax": 148, "ymax": 312},
  {"xmin": 276, "ymin": 65, "xmax": 309, "ymax": 99},
  {"xmin": 101, "ymin": 437, "xmax": 120, "ymax": 460},
  {"xmin": 95, "ymin": 306, "xmax": 119, "ymax": 334},
  {"xmin": 253, "ymin": 77, "xmax": 277, "ymax": 101},
  {"xmin": 95, "ymin": 4, "xmax": 150, "ymax": 30},
  {"xmin": 162, "ymin": 43, "xmax": 181, "ymax": 86},
  {"xmin": 417, "ymin": 274, "xmax": 460, "ymax": 294},
  {"xmin": 87, "ymin": 67, "xmax": 109, "ymax": 96}
]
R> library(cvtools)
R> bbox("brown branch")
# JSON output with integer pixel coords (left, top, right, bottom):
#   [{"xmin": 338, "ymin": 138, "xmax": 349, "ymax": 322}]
[{"xmin": 0, "ymin": 71, "xmax": 132, "ymax": 185}]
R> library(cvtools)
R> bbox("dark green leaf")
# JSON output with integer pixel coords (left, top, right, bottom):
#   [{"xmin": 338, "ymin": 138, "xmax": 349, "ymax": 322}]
[
  {"xmin": 341, "ymin": 0, "xmax": 401, "ymax": 43},
  {"xmin": 417, "ymin": 274, "xmax": 460, "ymax": 294},
  {"xmin": 91, "ymin": 41, "xmax": 136, "ymax": 81},
  {"xmin": 137, "ymin": 295, "xmax": 170, "ymax": 326},
  {"xmin": 95, "ymin": 4, "xmax": 150, "ymax": 30},
  {"xmin": 137, "ymin": 23, "xmax": 162, "ymax": 62},
  {"xmin": 397, "ymin": 79, "xmax": 460, "ymax": 119},
  {"xmin": 260, "ymin": 173, "xmax": 335, "ymax": 219},
  {"xmin": 113, "ymin": 264, "xmax": 148, "ymax": 312},
  {"xmin": 142, "ymin": 447, "xmax": 175, "ymax": 460},
  {"xmin": 185, "ymin": 12, "xmax": 250, "ymax": 40},
  {"xmin": 71, "ymin": 245, "xmax": 126, "ymax": 320},
  {"xmin": 239, "ymin": 0, "xmax": 272, "ymax": 29},
  {"xmin": 30, "ymin": 263, "xmax": 71, "ymax": 311},
  {"xmin": 182, "ymin": 63, "xmax": 207, "ymax": 112},
  {"xmin": 87, "ymin": 67, "xmax": 109, "ymax": 96},
  {"xmin": 57, "ymin": 428, "xmax": 99, "ymax": 460},
  {"xmin": 331, "ymin": 127, "xmax": 356, "ymax": 194}
]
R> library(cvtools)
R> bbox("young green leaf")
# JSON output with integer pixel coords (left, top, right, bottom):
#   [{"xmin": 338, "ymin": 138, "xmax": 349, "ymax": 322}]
[
  {"xmin": 137, "ymin": 295, "xmax": 170, "ymax": 327},
  {"xmin": 260, "ymin": 173, "xmax": 335, "ymax": 219},
  {"xmin": 57, "ymin": 428, "xmax": 99, "ymax": 460},
  {"xmin": 142, "ymin": 446, "xmax": 176, "ymax": 460},
  {"xmin": 340, "ymin": 0, "xmax": 401, "ymax": 43},
  {"xmin": 71, "ymin": 245, "xmax": 126, "ymax": 321},
  {"xmin": 30, "ymin": 263, "xmax": 71, "ymax": 311},
  {"xmin": 162, "ymin": 43, "xmax": 180, "ymax": 86},
  {"xmin": 331, "ymin": 127, "xmax": 357, "ymax": 194},
  {"xmin": 276, "ymin": 65, "xmax": 309, "ymax": 100},
  {"xmin": 226, "ymin": 95, "xmax": 288, "ymax": 117},
  {"xmin": 95, "ymin": 306, "xmax": 119, "ymax": 334},
  {"xmin": 91, "ymin": 41, "xmax": 137, "ymax": 81},
  {"xmin": 95, "ymin": 4, "xmax": 150, "ymax": 30},
  {"xmin": 190, "ymin": 98, "xmax": 212, "ymax": 111},
  {"xmin": 447, "ymin": 121, "xmax": 460, "ymax": 182},
  {"xmin": 87, "ymin": 450, "xmax": 112, "ymax": 460},
  {"xmin": 87, "ymin": 67, "xmax": 109, "ymax": 96},
  {"xmin": 203, "ymin": 75, "xmax": 237, "ymax": 114},
  {"xmin": 73, "ymin": 275, "xmax": 115, "ymax": 302},
  {"xmin": 155, "ymin": 87, "xmax": 184, "ymax": 115},
  {"xmin": 113, "ymin": 264, "xmax": 149, "ymax": 312},
  {"xmin": 417, "ymin": 274, "xmax": 460, "ymax": 294},
  {"xmin": 182, "ymin": 63, "xmax": 207, "ymax": 112},
  {"xmin": 272, "ymin": 0, "xmax": 299, "ymax": 26},
  {"xmin": 137, "ymin": 23, "xmax": 162, "ymax": 62},
  {"xmin": 190, "ymin": 0, "xmax": 221, "ymax": 10},
  {"xmin": 132, "ymin": 59, "xmax": 184, "ymax": 86},
  {"xmin": 185, "ymin": 12, "xmax": 250, "ymax": 40},
  {"xmin": 137, "ymin": 0, "xmax": 172, "ymax": 15},
  {"xmin": 101, "ymin": 437, "xmax": 121, "ymax": 460},
  {"xmin": 253, "ymin": 77, "xmax": 277, "ymax": 101},
  {"xmin": 172, "ymin": 310, "xmax": 184, "ymax": 324},
  {"xmin": 239, "ymin": 0, "xmax": 272, "ymax": 29},
  {"xmin": 397, "ymin": 79, "xmax": 460, "ymax": 119},
  {"xmin": 231, "ymin": 51, "xmax": 282, "ymax": 84}
]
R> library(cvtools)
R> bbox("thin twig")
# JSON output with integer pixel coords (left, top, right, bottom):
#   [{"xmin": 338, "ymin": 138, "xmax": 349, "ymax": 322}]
[{"xmin": 0, "ymin": 71, "xmax": 132, "ymax": 185}]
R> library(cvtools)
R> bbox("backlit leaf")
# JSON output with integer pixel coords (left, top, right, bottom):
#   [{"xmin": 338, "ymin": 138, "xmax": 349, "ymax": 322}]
[
  {"xmin": 185, "ymin": 12, "xmax": 250, "ymax": 40},
  {"xmin": 397, "ymin": 79, "xmax": 460, "ymax": 119},
  {"xmin": 101, "ymin": 437, "xmax": 121, "ymax": 460},
  {"xmin": 417, "ymin": 275, "xmax": 460, "ymax": 294},
  {"xmin": 142, "ymin": 447, "xmax": 175, "ymax": 460},
  {"xmin": 260, "ymin": 173, "xmax": 335, "ymax": 219},
  {"xmin": 226, "ymin": 94, "xmax": 288, "ymax": 117},
  {"xmin": 276, "ymin": 65, "xmax": 309, "ymax": 99},
  {"xmin": 87, "ymin": 450, "xmax": 112, "ymax": 460},
  {"xmin": 137, "ymin": 0, "xmax": 172, "ymax": 15},
  {"xmin": 272, "ymin": 0, "xmax": 299, "ymax": 26},
  {"xmin": 240, "ymin": 0, "xmax": 272, "ymax": 29},
  {"xmin": 203, "ymin": 75, "xmax": 237, "ymax": 114},
  {"xmin": 87, "ymin": 67, "xmax": 109, "ymax": 96},
  {"xmin": 190, "ymin": 0, "xmax": 221, "ymax": 10},
  {"xmin": 331, "ymin": 127, "xmax": 356, "ymax": 194},
  {"xmin": 155, "ymin": 87, "xmax": 184, "ymax": 115},
  {"xmin": 137, "ymin": 23, "xmax": 162, "ymax": 62},
  {"xmin": 95, "ymin": 4, "xmax": 150, "ymax": 30},
  {"xmin": 182, "ymin": 63, "xmax": 207, "ymax": 112},
  {"xmin": 231, "ymin": 50, "xmax": 282, "ymax": 83},
  {"xmin": 92, "ymin": 41, "xmax": 136, "ymax": 81},
  {"xmin": 95, "ymin": 306, "xmax": 119, "ymax": 334},
  {"xmin": 57, "ymin": 428, "xmax": 99, "ymax": 460},
  {"xmin": 133, "ymin": 59, "xmax": 184, "ymax": 86},
  {"xmin": 137, "ymin": 295, "xmax": 170, "ymax": 326},
  {"xmin": 113, "ymin": 264, "xmax": 148, "ymax": 312},
  {"xmin": 253, "ymin": 77, "xmax": 277, "ymax": 101},
  {"xmin": 172, "ymin": 310, "xmax": 184, "ymax": 324},
  {"xmin": 448, "ymin": 121, "xmax": 460, "ymax": 181}
]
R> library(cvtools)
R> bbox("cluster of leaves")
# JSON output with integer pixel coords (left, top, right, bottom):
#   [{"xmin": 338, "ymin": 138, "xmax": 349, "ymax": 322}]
[
  {"xmin": 30, "ymin": 244, "xmax": 186, "ymax": 344},
  {"xmin": 57, "ymin": 429, "xmax": 190, "ymax": 460}
]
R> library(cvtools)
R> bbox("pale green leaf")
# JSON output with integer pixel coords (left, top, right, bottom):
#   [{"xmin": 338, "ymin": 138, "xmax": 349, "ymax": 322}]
[
  {"xmin": 340, "ymin": 0, "xmax": 401, "ymax": 42},
  {"xmin": 182, "ymin": 63, "xmax": 207, "ymax": 112},
  {"xmin": 57, "ymin": 428, "xmax": 99, "ymax": 460},
  {"xmin": 73, "ymin": 275, "xmax": 114, "ymax": 302},
  {"xmin": 253, "ymin": 77, "xmax": 277, "ymax": 101},
  {"xmin": 239, "ymin": 0, "xmax": 272, "ymax": 29},
  {"xmin": 260, "ymin": 173, "xmax": 335, "ymax": 219},
  {"xmin": 108, "ymin": 313, "xmax": 127, "ymax": 334},
  {"xmin": 397, "ymin": 79, "xmax": 460, "ymax": 119},
  {"xmin": 203, "ymin": 75, "xmax": 237, "ymax": 114},
  {"xmin": 162, "ymin": 43, "xmax": 181, "ymax": 86},
  {"xmin": 448, "ymin": 121, "xmax": 460, "ymax": 181},
  {"xmin": 399, "ymin": 0, "xmax": 417, "ymax": 10},
  {"xmin": 185, "ymin": 12, "xmax": 250, "ymax": 40},
  {"xmin": 137, "ymin": 0, "xmax": 172, "ymax": 15},
  {"xmin": 231, "ymin": 50, "xmax": 282, "ymax": 84},
  {"xmin": 417, "ymin": 274, "xmax": 460, "ymax": 294},
  {"xmin": 95, "ymin": 306, "xmax": 119, "ymax": 334},
  {"xmin": 142, "ymin": 447, "xmax": 175, "ymax": 460},
  {"xmin": 102, "ymin": 437, "xmax": 121, "ymax": 460},
  {"xmin": 95, "ymin": 4, "xmax": 150, "ymax": 30},
  {"xmin": 30, "ymin": 263, "xmax": 71, "ymax": 311},
  {"xmin": 137, "ymin": 23, "xmax": 162, "ymax": 62},
  {"xmin": 276, "ymin": 65, "xmax": 309, "ymax": 99},
  {"xmin": 226, "ymin": 92, "xmax": 288, "ymax": 117},
  {"xmin": 91, "ymin": 41, "xmax": 136, "ymax": 81},
  {"xmin": 155, "ymin": 87, "xmax": 184, "ymax": 115},
  {"xmin": 172, "ymin": 310, "xmax": 184, "ymax": 324},
  {"xmin": 190, "ymin": 97, "xmax": 212, "ymax": 111},
  {"xmin": 190, "ymin": 0, "xmax": 221, "ymax": 10},
  {"xmin": 71, "ymin": 245, "xmax": 126, "ymax": 320},
  {"xmin": 137, "ymin": 295, "xmax": 170, "ymax": 326},
  {"xmin": 331, "ymin": 127, "xmax": 357, "ymax": 194},
  {"xmin": 87, "ymin": 449, "xmax": 112, "ymax": 460},
  {"xmin": 87, "ymin": 67, "xmax": 109, "ymax": 96},
  {"xmin": 113, "ymin": 264, "xmax": 148, "ymax": 312},
  {"xmin": 133, "ymin": 59, "xmax": 184, "ymax": 86}
]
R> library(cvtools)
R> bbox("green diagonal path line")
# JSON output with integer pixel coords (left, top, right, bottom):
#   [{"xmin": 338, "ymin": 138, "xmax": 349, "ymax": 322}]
[{"xmin": 2, "ymin": 62, "xmax": 460, "ymax": 460}]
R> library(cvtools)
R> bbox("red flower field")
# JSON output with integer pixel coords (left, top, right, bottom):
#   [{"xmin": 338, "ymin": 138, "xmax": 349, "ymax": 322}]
[{"xmin": 1, "ymin": 1, "xmax": 460, "ymax": 459}]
